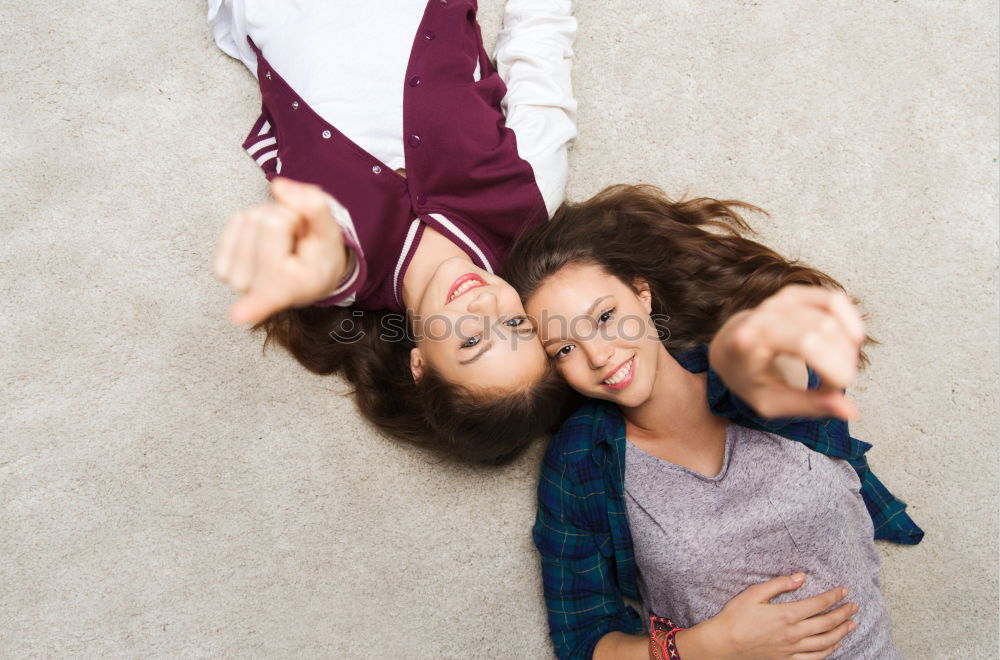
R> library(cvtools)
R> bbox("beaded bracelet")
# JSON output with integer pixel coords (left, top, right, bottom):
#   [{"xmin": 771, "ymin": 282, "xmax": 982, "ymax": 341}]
[{"xmin": 649, "ymin": 613, "xmax": 685, "ymax": 660}]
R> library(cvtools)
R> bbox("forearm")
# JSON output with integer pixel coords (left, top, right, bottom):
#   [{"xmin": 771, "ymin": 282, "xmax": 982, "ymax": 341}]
[
  {"xmin": 593, "ymin": 631, "xmax": 650, "ymax": 660},
  {"xmin": 672, "ymin": 620, "xmax": 726, "ymax": 660}
]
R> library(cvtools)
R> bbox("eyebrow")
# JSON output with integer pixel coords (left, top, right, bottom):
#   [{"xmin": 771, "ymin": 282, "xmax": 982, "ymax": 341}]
[
  {"xmin": 459, "ymin": 340, "xmax": 494, "ymax": 365},
  {"xmin": 587, "ymin": 295, "xmax": 612, "ymax": 317},
  {"xmin": 542, "ymin": 295, "xmax": 612, "ymax": 348}
]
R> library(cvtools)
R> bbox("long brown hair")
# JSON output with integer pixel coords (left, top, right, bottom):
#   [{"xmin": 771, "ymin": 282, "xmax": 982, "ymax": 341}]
[
  {"xmin": 503, "ymin": 184, "xmax": 869, "ymax": 361},
  {"xmin": 256, "ymin": 304, "xmax": 566, "ymax": 466}
]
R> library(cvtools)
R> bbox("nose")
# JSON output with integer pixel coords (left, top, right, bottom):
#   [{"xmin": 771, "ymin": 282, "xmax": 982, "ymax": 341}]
[
  {"xmin": 580, "ymin": 338, "xmax": 614, "ymax": 371},
  {"xmin": 467, "ymin": 289, "xmax": 500, "ymax": 318}
]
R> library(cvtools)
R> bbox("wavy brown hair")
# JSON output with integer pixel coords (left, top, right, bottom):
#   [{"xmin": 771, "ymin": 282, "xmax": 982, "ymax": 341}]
[
  {"xmin": 503, "ymin": 184, "xmax": 869, "ymax": 362},
  {"xmin": 255, "ymin": 305, "xmax": 567, "ymax": 466}
]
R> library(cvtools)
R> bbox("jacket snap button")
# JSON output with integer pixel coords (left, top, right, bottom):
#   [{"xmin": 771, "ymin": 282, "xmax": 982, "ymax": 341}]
[
  {"xmin": 424, "ymin": 30, "xmax": 435, "ymax": 40},
  {"xmin": 409, "ymin": 75, "xmax": 421, "ymax": 87},
  {"xmin": 322, "ymin": 130, "xmax": 332, "ymax": 139},
  {"xmin": 292, "ymin": 101, "xmax": 299, "ymax": 110},
  {"xmin": 372, "ymin": 165, "xmax": 382, "ymax": 174},
  {"xmin": 408, "ymin": 134, "xmax": 422, "ymax": 148}
]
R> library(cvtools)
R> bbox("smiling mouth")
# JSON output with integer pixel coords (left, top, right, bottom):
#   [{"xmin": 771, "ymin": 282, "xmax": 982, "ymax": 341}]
[
  {"xmin": 602, "ymin": 357, "xmax": 635, "ymax": 390},
  {"xmin": 446, "ymin": 273, "xmax": 487, "ymax": 304}
]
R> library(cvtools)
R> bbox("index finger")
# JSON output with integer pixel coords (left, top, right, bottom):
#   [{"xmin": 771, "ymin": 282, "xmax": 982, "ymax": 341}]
[
  {"xmin": 781, "ymin": 586, "xmax": 849, "ymax": 621},
  {"xmin": 826, "ymin": 291, "xmax": 866, "ymax": 345}
]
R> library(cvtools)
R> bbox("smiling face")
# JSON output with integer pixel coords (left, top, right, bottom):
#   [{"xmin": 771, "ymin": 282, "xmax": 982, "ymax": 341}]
[
  {"xmin": 526, "ymin": 262, "xmax": 664, "ymax": 408},
  {"xmin": 409, "ymin": 257, "xmax": 547, "ymax": 390}
]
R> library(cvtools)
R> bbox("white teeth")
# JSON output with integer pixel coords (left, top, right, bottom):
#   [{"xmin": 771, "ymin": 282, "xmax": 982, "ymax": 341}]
[
  {"xmin": 603, "ymin": 359, "xmax": 633, "ymax": 385},
  {"xmin": 449, "ymin": 279, "xmax": 484, "ymax": 302}
]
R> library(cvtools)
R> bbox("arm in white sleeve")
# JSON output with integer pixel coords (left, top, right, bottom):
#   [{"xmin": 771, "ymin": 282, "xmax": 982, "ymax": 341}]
[{"xmin": 494, "ymin": 0, "xmax": 577, "ymax": 218}]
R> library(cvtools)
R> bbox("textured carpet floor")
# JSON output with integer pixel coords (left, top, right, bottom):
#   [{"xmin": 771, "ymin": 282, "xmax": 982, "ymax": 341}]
[{"xmin": 2, "ymin": 1, "xmax": 997, "ymax": 657}]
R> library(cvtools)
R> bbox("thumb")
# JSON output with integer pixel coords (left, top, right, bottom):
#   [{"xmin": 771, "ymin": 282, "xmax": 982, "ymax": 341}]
[
  {"xmin": 270, "ymin": 177, "xmax": 337, "ymax": 240},
  {"xmin": 742, "ymin": 573, "xmax": 806, "ymax": 603},
  {"xmin": 229, "ymin": 293, "xmax": 284, "ymax": 326},
  {"xmin": 754, "ymin": 386, "xmax": 852, "ymax": 421}
]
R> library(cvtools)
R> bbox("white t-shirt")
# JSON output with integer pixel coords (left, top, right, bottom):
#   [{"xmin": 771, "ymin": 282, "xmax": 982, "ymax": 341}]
[{"xmin": 208, "ymin": 0, "xmax": 576, "ymax": 216}]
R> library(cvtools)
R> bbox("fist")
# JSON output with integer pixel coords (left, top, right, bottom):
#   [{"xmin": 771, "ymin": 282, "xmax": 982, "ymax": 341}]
[
  {"xmin": 213, "ymin": 178, "xmax": 351, "ymax": 325},
  {"xmin": 708, "ymin": 285, "xmax": 867, "ymax": 420}
]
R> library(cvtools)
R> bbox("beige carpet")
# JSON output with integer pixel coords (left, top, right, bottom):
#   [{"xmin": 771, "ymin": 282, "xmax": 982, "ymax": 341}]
[{"xmin": 2, "ymin": 1, "xmax": 997, "ymax": 657}]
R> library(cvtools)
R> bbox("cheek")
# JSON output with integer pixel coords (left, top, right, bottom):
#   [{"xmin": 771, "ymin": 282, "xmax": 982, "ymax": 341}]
[
  {"xmin": 556, "ymin": 359, "xmax": 592, "ymax": 392},
  {"xmin": 619, "ymin": 316, "xmax": 644, "ymax": 342},
  {"xmin": 500, "ymin": 285, "xmax": 525, "ymax": 311},
  {"xmin": 422, "ymin": 316, "xmax": 452, "ymax": 342}
]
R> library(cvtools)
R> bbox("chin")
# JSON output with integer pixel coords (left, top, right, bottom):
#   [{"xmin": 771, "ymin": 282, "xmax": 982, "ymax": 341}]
[
  {"xmin": 613, "ymin": 386, "xmax": 653, "ymax": 409},
  {"xmin": 589, "ymin": 388, "xmax": 629, "ymax": 406}
]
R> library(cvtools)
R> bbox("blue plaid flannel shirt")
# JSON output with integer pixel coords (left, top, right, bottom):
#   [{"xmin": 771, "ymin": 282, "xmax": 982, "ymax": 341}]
[{"xmin": 532, "ymin": 345, "xmax": 924, "ymax": 660}]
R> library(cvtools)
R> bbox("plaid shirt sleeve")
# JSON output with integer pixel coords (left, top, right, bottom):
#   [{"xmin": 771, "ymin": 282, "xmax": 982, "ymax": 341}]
[{"xmin": 533, "ymin": 422, "xmax": 643, "ymax": 660}]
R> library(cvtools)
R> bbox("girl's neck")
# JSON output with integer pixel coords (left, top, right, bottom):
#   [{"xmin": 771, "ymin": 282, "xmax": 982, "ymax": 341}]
[
  {"xmin": 400, "ymin": 227, "xmax": 472, "ymax": 310},
  {"xmin": 622, "ymin": 345, "xmax": 721, "ymax": 446}
]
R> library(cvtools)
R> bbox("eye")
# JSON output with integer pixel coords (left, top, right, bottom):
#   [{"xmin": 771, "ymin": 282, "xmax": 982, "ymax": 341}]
[
  {"xmin": 554, "ymin": 344, "xmax": 574, "ymax": 359},
  {"xmin": 504, "ymin": 316, "xmax": 527, "ymax": 328},
  {"xmin": 461, "ymin": 334, "xmax": 482, "ymax": 349},
  {"xmin": 597, "ymin": 307, "xmax": 617, "ymax": 325}
]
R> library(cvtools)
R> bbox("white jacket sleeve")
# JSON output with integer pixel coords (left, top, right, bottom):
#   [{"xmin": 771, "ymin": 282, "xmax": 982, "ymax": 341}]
[{"xmin": 494, "ymin": 0, "xmax": 577, "ymax": 218}]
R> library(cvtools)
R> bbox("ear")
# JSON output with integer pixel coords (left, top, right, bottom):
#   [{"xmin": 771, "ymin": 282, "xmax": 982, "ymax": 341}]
[
  {"xmin": 633, "ymin": 277, "xmax": 653, "ymax": 314},
  {"xmin": 409, "ymin": 347, "xmax": 425, "ymax": 382}
]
